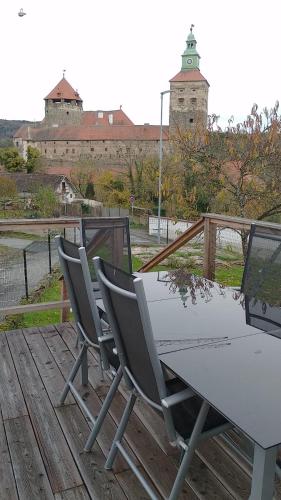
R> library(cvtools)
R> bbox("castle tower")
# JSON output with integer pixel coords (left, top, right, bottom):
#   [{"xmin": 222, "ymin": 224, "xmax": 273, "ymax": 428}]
[
  {"xmin": 169, "ymin": 25, "xmax": 209, "ymax": 134},
  {"xmin": 43, "ymin": 74, "xmax": 83, "ymax": 127}
]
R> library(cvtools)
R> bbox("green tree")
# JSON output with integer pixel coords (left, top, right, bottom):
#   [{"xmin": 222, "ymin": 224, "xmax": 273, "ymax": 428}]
[
  {"xmin": 34, "ymin": 186, "xmax": 59, "ymax": 217},
  {"xmin": 26, "ymin": 146, "xmax": 41, "ymax": 173},
  {"xmin": 0, "ymin": 147, "xmax": 25, "ymax": 172}
]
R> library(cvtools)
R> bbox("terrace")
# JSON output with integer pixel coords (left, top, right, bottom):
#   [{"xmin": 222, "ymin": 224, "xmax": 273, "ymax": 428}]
[{"xmin": 1, "ymin": 214, "xmax": 281, "ymax": 499}]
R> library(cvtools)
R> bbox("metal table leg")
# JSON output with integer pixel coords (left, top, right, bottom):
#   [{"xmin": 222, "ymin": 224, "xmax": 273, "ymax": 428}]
[{"xmin": 249, "ymin": 443, "xmax": 277, "ymax": 500}]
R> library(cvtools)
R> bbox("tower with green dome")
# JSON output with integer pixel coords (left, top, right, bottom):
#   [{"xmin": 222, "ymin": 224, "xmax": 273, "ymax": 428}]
[{"xmin": 169, "ymin": 25, "xmax": 209, "ymax": 134}]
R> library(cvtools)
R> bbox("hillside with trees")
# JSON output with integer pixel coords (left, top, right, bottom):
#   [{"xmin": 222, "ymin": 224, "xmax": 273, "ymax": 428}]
[{"xmin": 0, "ymin": 119, "xmax": 32, "ymax": 146}]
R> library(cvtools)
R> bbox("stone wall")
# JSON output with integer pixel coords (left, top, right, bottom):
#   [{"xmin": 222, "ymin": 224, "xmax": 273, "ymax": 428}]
[
  {"xmin": 23, "ymin": 138, "xmax": 171, "ymax": 168},
  {"xmin": 169, "ymin": 81, "xmax": 208, "ymax": 135},
  {"xmin": 44, "ymin": 101, "xmax": 83, "ymax": 127}
]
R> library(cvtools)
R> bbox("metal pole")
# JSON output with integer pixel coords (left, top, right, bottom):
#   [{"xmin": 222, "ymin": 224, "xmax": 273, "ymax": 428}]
[
  {"xmin": 166, "ymin": 218, "xmax": 169, "ymax": 244},
  {"xmin": 23, "ymin": 249, "xmax": 28, "ymax": 299},
  {"xmin": 48, "ymin": 232, "xmax": 52, "ymax": 274},
  {"xmin": 157, "ymin": 89, "xmax": 171, "ymax": 244}
]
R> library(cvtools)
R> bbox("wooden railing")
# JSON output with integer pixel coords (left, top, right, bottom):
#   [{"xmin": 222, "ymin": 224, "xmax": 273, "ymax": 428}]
[{"xmin": 1, "ymin": 213, "xmax": 281, "ymax": 319}]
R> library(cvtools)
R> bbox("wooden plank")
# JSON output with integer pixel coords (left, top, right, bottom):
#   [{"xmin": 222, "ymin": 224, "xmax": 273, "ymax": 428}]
[
  {"xmin": 138, "ymin": 217, "xmax": 204, "ymax": 272},
  {"xmin": 61, "ymin": 279, "xmax": 70, "ymax": 323},
  {"xmin": 6, "ymin": 330, "xmax": 82, "ymax": 494},
  {"xmin": 203, "ymin": 213, "xmax": 281, "ymax": 230},
  {"xmin": 0, "ymin": 413, "xmax": 18, "ymax": 500},
  {"xmin": 0, "ymin": 300, "xmax": 70, "ymax": 316},
  {"xmin": 197, "ymin": 439, "xmax": 250, "ymax": 499},
  {"xmin": 116, "ymin": 467, "xmax": 158, "ymax": 500},
  {"xmin": 43, "ymin": 324, "xmax": 137, "ymax": 473},
  {"xmin": 0, "ymin": 332, "xmax": 28, "ymax": 420},
  {"xmin": 0, "ymin": 218, "xmax": 79, "ymax": 232},
  {"xmin": 5, "ymin": 415, "xmax": 53, "ymax": 500},
  {"xmin": 55, "ymin": 485, "xmax": 90, "ymax": 500},
  {"xmin": 23, "ymin": 328, "xmax": 75, "ymax": 407},
  {"xmin": 203, "ymin": 218, "xmax": 217, "ymax": 280},
  {"xmin": 56, "ymin": 404, "xmax": 127, "ymax": 500}
]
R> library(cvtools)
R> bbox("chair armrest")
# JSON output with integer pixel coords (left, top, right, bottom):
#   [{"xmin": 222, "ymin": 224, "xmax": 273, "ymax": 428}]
[
  {"xmin": 98, "ymin": 333, "xmax": 114, "ymax": 343},
  {"xmin": 161, "ymin": 388, "xmax": 194, "ymax": 408}
]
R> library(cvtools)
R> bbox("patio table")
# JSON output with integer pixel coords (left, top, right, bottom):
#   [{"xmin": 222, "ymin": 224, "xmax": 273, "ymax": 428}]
[{"xmin": 138, "ymin": 271, "xmax": 281, "ymax": 499}]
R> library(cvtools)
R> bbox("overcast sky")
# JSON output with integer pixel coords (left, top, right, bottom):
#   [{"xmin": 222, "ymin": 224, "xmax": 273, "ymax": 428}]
[{"xmin": 1, "ymin": 0, "xmax": 280, "ymax": 128}]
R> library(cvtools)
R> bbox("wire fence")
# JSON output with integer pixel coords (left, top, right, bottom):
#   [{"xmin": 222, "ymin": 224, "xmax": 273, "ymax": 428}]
[{"xmin": 0, "ymin": 228, "xmax": 78, "ymax": 311}]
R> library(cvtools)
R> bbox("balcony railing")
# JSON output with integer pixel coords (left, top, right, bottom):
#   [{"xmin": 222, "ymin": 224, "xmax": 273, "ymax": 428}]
[{"xmin": 1, "ymin": 213, "xmax": 280, "ymax": 320}]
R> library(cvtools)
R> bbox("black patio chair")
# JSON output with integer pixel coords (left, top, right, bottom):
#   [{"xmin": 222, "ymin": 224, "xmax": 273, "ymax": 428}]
[
  {"xmin": 94, "ymin": 257, "xmax": 232, "ymax": 500},
  {"xmin": 80, "ymin": 216, "xmax": 132, "ymax": 296},
  {"xmin": 241, "ymin": 222, "xmax": 281, "ymax": 303},
  {"xmin": 55, "ymin": 235, "xmax": 122, "ymax": 451}
]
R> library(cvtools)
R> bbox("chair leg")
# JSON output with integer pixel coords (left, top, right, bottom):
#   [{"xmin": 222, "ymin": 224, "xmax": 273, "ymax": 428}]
[
  {"xmin": 105, "ymin": 391, "xmax": 137, "ymax": 470},
  {"xmin": 81, "ymin": 346, "xmax": 89, "ymax": 386},
  {"xmin": 169, "ymin": 401, "xmax": 210, "ymax": 500},
  {"xmin": 59, "ymin": 343, "xmax": 88, "ymax": 405},
  {"xmin": 84, "ymin": 366, "xmax": 123, "ymax": 452}
]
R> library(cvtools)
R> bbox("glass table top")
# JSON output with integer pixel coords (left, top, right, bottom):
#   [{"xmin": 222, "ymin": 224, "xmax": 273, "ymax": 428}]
[{"xmin": 137, "ymin": 271, "xmax": 281, "ymax": 354}]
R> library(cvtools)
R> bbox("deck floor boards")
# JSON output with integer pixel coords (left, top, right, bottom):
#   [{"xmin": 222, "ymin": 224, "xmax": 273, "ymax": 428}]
[{"xmin": 0, "ymin": 322, "xmax": 280, "ymax": 499}]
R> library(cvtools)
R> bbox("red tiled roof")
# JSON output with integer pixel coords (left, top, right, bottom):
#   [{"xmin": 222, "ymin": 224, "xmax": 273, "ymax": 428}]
[
  {"xmin": 170, "ymin": 69, "xmax": 209, "ymax": 85},
  {"xmin": 16, "ymin": 125, "xmax": 169, "ymax": 141},
  {"xmin": 44, "ymin": 78, "xmax": 82, "ymax": 101},
  {"xmin": 81, "ymin": 109, "xmax": 134, "ymax": 126}
]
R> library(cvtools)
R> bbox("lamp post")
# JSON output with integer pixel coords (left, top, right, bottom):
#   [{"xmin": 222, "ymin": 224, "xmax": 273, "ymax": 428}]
[{"xmin": 157, "ymin": 89, "xmax": 172, "ymax": 244}]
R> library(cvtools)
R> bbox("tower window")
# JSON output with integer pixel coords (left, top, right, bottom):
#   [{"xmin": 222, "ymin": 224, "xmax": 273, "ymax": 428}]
[
  {"xmin": 105, "ymin": 147, "xmax": 108, "ymax": 151},
  {"xmin": 54, "ymin": 149, "xmax": 56, "ymax": 153},
  {"xmin": 66, "ymin": 149, "xmax": 68, "ymax": 153},
  {"xmin": 189, "ymin": 118, "xmax": 194, "ymax": 123},
  {"xmin": 91, "ymin": 147, "xmax": 94, "ymax": 151},
  {"xmin": 72, "ymin": 148, "xmax": 75, "ymax": 153},
  {"xmin": 45, "ymin": 149, "xmax": 47, "ymax": 154},
  {"xmin": 66, "ymin": 111, "xmax": 69, "ymax": 115},
  {"xmin": 178, "ymin": 98, "xmax": 184, "ymax": 104},
  {"xmin": 191, "ymin": 98, "xmax": 197, "ymax": 104},
  {"xmin": 179, "ymin": 88, "xmax": 184, "ymax": 93}
]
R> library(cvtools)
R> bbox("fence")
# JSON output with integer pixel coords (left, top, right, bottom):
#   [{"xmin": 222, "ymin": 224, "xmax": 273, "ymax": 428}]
[
  {"xmin": 149, "ymin": 215, "xmax": 243, "ymax": 250},
  {"xmin": 0, "ymin": 225, "xmax": 79, "ymax": 310}
]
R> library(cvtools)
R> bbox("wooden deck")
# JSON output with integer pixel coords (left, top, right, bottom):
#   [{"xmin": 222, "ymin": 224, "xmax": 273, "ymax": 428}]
[{"xmin": 0, "ymin": 323, "xmax": 280, "ymax": 500}]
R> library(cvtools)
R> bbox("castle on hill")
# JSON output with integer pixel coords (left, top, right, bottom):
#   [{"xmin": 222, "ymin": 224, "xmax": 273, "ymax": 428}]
[{"xmin": 14, "ymin": 26, "xmax": 209, "ymax": 172}]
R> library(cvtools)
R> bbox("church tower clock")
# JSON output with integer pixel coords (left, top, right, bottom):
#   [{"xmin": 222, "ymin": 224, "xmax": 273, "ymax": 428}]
[{"xmin": 169, "ymin": 25, "xmax": 209, "ymax": 134}]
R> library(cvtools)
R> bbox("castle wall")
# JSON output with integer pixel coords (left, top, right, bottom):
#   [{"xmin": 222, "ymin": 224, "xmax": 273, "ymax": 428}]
[{"xmin": 22, "ymin": 138, "xmax": 170, "ymax": 168}]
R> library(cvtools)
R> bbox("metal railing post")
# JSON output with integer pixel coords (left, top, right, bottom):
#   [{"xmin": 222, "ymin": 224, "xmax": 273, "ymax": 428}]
[{"xmin": 23, "ymin": 249, "xmax": 28, "ymax": 299}]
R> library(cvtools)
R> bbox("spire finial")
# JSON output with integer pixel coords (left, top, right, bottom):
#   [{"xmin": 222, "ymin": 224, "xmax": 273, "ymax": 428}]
[
  {"xmin": 190, "ymin": 24, "xmax": 194, "ymax": 32},
  {"xmin": 63, "ymin": 69, "xmax": 66, "ymax": 78}
]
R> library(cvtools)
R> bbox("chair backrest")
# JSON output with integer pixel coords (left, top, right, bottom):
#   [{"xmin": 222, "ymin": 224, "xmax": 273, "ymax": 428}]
[
  {"xmin": 94, "ymin": 257, "xmax": 167, "ymax": 407},
  {"xmin": 241, "ymin": 223, "xmax": 281, "ymax": 333},
  {"xmin": 80, "ymin": 217, "xmax": 132, "ymax": 283},
  {"xmin": 55, "ymin": 235, "xmax": 102, "ymax": 345},
  {"xmin": 241, "ymin": 223, "xmax": 281, "ymax": 305}
]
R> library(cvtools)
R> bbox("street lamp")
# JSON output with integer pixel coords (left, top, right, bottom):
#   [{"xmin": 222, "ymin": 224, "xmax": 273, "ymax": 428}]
[{"xmin": 157, "ymin": 89, "xmax": 172, "ymax": 244}]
